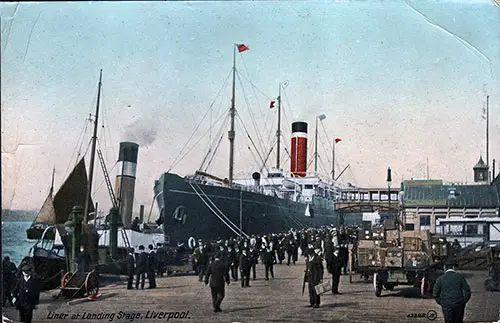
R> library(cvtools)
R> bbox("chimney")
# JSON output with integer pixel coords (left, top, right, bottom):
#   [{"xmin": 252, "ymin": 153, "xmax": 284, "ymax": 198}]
[
  {"xmin": 114, "ymin": 142, "xmax": 139, "ymax": 228},
  {"xmin": 290, "ymin": 122, "xmax": 307, "ymax": 177},
  {"xmin": 139, "ymin": 205, "xmax": 144, "ymax": 223}
]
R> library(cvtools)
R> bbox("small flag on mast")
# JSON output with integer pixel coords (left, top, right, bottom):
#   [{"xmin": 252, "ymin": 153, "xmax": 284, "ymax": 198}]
[
  {"xmin": 236, "ymin": 44, "xmax": 249, "ymax": 53},
  {"xmin": 335, "ymin": 138, "xmax": 342, "ymax": 143},
  {"xmin": 269, "ymin": 100, "xmax": 276, "ymax": 109},
  {"xmin": 318, "ymin": 114, "xmax": 326, "ymax": 121}
]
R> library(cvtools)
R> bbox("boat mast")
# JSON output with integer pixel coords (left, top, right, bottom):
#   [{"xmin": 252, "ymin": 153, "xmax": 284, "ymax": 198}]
[
  {"xmin": 83, "ymin": 69, "xmax": 103, "ymax": 225},
  {"xmin": 332, "ymin": 140, "xmax": 335, "ymax": 181},
  {"xmin": 314, "ymin": 117, "xmax": 318, "ymax": 173},
  {"xmin": 276, "ymin": 83, "xmax": 281, "ymax": 169},
  {"xmin": 228, "ymin": 46, "xmax": 236, "ymax": 188},
  {"xmin": 486, "ymin": 95, "xmax": 490, "ymax": 182},
  {"xmin": 50, "ymin": 166, "xmax": 55, "ymax": 197}
]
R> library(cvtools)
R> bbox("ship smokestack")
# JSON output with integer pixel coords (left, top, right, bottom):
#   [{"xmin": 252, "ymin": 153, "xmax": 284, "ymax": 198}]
[
  {"xmin": 139, "ymin": 205, "xmax": 144, "ymax": 223},
  {"xmin": 115, "ymin": 142, "xmax": 139, "ymax": 228},
  {"xmin": 290, "ymin": 122, "xmax": 307, "ymax": 177}
]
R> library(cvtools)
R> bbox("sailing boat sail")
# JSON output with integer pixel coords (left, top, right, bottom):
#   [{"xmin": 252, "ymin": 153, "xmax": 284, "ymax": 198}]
[
  {"xmin": 26, "ymin": 158, "xmax": 94, "ymax": 240},
  {"xmin": 154, "ymin": 44, "xmax": 340, "ymax": 247}
]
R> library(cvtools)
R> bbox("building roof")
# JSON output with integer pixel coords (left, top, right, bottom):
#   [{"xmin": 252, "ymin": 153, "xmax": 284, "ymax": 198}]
[
  {"xmin": 403, "ymin": 181, "xmax": 500, "ymax": 208},
  {"xmin": 473, "ymin": 156, "xmax": 488, "ymax": 169}
]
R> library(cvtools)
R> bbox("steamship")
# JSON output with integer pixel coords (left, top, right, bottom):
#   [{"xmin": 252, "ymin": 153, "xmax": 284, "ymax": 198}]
[{"xmin": 154, "ymin": 44, "xmax": 340, "ymax": 247}]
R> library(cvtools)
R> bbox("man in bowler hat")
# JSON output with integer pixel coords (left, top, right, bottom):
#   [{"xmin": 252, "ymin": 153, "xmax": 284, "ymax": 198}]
[
  {"xmin": 204, "ymin": 252, "xmax": 230, "ymax": 312},
  {"xmin": 433, "ymin": 260, "xmax": 471, "ymax": 323},
  {"xmin": 12, "ymin": 265, "xmax": 39, "ymax": 323}
]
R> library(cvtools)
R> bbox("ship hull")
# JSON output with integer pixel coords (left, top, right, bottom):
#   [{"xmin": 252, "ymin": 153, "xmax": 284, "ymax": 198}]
[{"xmin": 155, "ymin": 173, "xmax": 339, "ymax": 245}]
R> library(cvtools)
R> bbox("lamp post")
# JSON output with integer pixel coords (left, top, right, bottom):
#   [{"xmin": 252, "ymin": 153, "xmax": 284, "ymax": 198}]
[
  {"xmin": 64, "ymin": 205, "xmax": 84, "ymax": 273},
  {"xmin": 386, "ymin": 167, "xmax": 392, "ymax": 224}
]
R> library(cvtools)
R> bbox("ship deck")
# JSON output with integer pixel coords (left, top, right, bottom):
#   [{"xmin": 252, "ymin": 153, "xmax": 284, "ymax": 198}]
[{"xmin": 3, "ymin": 259, "xmax": 499, "ymax": 323}]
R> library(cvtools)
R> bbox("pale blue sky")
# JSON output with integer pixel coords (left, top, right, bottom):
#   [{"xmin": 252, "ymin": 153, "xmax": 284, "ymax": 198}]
[{"xmin": 1, "ymin": 1, "xmax": 499, "ymax": 214}]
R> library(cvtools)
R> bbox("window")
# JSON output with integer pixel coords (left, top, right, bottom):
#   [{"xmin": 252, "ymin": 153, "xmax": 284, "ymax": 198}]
[
  {"xmin": 420, "ymin": 215, "xmax": 431, "ymax": 226},
  {"xmin": 405, "ymin": 224, "xmax": 415, "ymax": 231},
  {"xmin": 305, "ymin": 185, "xmax": 314, "ymax": 189},
  {"xmin": 479, "ymin": 173, "xmax": 484, "ymax": 180},
  {"xmin": 465, "ymin": 224, "xmax": 478, "ymax": 235}
]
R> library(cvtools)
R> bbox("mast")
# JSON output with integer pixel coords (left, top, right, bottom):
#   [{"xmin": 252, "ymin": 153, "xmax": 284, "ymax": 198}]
[
  {"xmin": 276, "ymin": 83, "xmax": 281, "ymax": 169},
  {"xmin": 50, "ymin": 166, "xmax": 55, "ymax": 197},
  {"xmin": 332, "ymin": 139, "xmax": 335, "ymax": 181},
  {"xmin": 314, "ymin": 117, "xmax": 318, "ymax": 173},
  {"xmin": 228, "ymin": 46, "xmax": 236, "ymax": 188},
  {"xmin": 83, "ymin": 69, "xmax": 103, "ymax": 225},
  {"xmin": 486, "ymin": 95, "xmax": 490, "ymax": 182}
]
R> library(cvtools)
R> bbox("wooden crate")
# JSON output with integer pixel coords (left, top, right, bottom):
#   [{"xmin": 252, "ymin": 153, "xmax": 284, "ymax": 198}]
[
  {"xmin": 403, "ymin": 251, "xmax": 429, "ymax": 269},
  {"xmin": 358, "ymin": 248, "xmax": 375, "ymax": 267},
  {"xmin": 403, "ymin": 237, "xmax": 422, "ymax": 251},
  {"xmin": 373, "ymin": 248, "xmax": 386, "ymax": 267},
  {"xmin": 386, "ymin": 247, "xmax": 403, "ymax": 268},
  {"xmin": 358, "ymin": 240, "xmax": 376, "ymax": 249}
]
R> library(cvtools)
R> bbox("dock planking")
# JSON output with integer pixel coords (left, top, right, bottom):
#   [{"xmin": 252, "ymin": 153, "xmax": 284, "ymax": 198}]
[{"xmin": 2, "ymin": 260, "xmax": 499, "ymax": 323}]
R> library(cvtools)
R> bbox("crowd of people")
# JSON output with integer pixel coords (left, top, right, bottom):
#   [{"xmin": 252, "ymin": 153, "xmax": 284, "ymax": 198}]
[{"xmin": 190, "ymin": 226, "xmax": 354, "ymax": 311}]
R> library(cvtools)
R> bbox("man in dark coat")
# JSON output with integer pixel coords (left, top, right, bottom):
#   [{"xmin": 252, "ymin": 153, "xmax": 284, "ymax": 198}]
[
  {"xmin": 126, "ymin": 248, "xmax": 136, "ymax": 290},
  {"xmin": 157, "ymin": 245, "xmax": 167, "ymax": 277},
  {"xmin": 135, "ymin": 245, "xmax": 147, "ymax": 290},
  {"xmin": 306, "ymin": 248, "xmax": 323, "ymax": 308},
  {"xmin": 329, "ymin": 248, "xmax": 343, "ymax": 294},
  {"xmin": 339, "ymin": 244, "xmax": 349, "ymax": 275},
  {"xmin": 12, "ymin": 265, "xmax": 40, "ymax": 323},
  {"xmin": 227, "ymin": 246, "xmax": 238, "ymax": 280},
  {"xmin": 263, "ymin": 246, "xmax": 275, "ymax": 280},
  {"xmin": 239, "ymin": 249, "xmax": 251, "ymax": 287},
  {"xmin": 433, "ymin": 261, "xmax": 471, "ymax": 323},
  {"xmin": 204, "ymin": 253, "xmax": 230, "ymax": 312},
  {"xmin": 3, "ymin": 256, "xmax": 17, "ymax": 306},
  {"xmin": 147, "ymin": 245, "xmax": 157, "ymax": 289},
  {"xmin": 249, "ymin": 246, "xmax": 259, "ymax": 280},
  {"xmin": 287, "ymin": 239, "xmax": 297, "ymax": 266}
]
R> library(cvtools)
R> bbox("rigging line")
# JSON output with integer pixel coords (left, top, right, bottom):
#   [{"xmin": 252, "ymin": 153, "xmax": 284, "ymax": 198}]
[
  {"xmin": 320, "ymin": 121, "xmax": 333, "ymax": 152},
  {"xmin": 318, "ymin": 129, "xmax": 332, "ymax": 166},
  {"xmin": 236, "ymin": 114, "xmax": 269, "ymax": 174},
  {"xmin": 281, "ymin": 87, "xmax": 292, "ymax": 133},
  {"xmin": 64, "ymin": 118, "xmax": 91, "ymax": 180},
  {"xmin": 200, "ymin": 112, "xmax": 229, "ymax": 171},
  {"xmin": 168, "ymin": 69, "xmax": 233, "ymax": 172},
  {"xmin": 318, "ymin": 155, "xmax": 330, "ymax": 179},
  {"xmin": 169, "ymin": 107, "xmax": 230, "ymax": 172},
  {"xmin": 237, "ymin": 61, "xmax": 272, "ymax": 145},
  {"xmin": 204, "ymin": 115, "xmax": 230, "ymax": 172},
  {"xmin": 236, "ymin": 71, "xmax": 267, "ymax": 157},
  {"xmin": 236, "ymin": 66, "xmax": 274, "ymax": 100},
  {"xmin": 190, "ymin": 182, "xmax": 249, "ymax": 238},
  {"xmin": 205, "ymin": 134, "xmax": 225, "ymax": 173}
]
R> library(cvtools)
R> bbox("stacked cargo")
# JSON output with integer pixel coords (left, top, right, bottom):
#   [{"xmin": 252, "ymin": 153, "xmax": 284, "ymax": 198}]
[{"xmin": 356, "ymin": 228, "xmax": 435, "ymax": 269}]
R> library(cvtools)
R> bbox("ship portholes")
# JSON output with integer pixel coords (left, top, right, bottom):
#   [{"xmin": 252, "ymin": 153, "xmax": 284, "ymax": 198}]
[
  {"xmin": 188, "ymin": 236, "xmax": 196, "ymax": 249},
  {"xmin": 173, "ymin": 205, "xmax": 187, "ymax": 224}
]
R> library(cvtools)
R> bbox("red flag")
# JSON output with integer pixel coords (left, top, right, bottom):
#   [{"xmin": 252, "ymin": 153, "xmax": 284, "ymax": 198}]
[
  {"xmin": 269, "ymin": 100, "xmax": 275, "ymax": 109},
  {"xmin": 236, "ymin": 44, "xmax": 249, "ymax": 52},
  {"xmin": 335, "ymin": 138, "xmax": 342, "ymax": 143}
]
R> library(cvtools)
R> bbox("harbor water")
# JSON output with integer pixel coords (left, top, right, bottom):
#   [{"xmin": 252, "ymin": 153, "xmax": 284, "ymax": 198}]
[{"xmin": 1, "ymin": 221, "xmax": 35, "ymax": 266}]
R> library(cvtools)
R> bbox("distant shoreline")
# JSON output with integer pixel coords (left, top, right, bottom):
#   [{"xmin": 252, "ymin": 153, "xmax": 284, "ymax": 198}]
[{"xmin": 1, "ymin": 209, "xmax": 37, "ymax": 222}]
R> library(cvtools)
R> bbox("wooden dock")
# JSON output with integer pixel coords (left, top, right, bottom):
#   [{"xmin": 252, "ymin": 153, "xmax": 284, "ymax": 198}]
[{"xmin": 3, "ymin": 260, "xmax": 499, "ymax": 323}]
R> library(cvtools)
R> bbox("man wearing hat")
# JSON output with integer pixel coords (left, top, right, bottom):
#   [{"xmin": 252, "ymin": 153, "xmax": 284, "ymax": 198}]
[
  {"xmin": 239, "ymin": 249, "xmax": 252, "ymax": 287},
  {"xmin": 126, "ymin": 248, "xmax": 136, "ymax": 290},
  {"xmin": 204, "ymin": 252, "xmax": 230, "ymax": 312},
  {"xmin": 135, "ymin": 245, "xmax": 148, "ymax": 290},
  {"xmin": 433, "ymin": 260, "xmax": 471, "ymax": 323},
  {"xmin": 12, "ymin": 265, "xmax": 39, "ymax": 323},
  {"xmin": 305, "ymin": 248, "xmax": 323, "ymax": 308},
  {"xmin": 147, "ymin": 244, "xmax": 157, "ymax": 289},
  {"xmin": 3, "ymin": 256, "xmax": 17, "ymax": 306}
]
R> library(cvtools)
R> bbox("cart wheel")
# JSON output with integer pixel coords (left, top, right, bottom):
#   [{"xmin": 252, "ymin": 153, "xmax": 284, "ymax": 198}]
[
  {"xmin": 420, "ymin": 277, "xmax": 426, "ymax": 297},
  {"xmin": 61, "ymin": 272, "xmax": 71, "ymax": 288},
  {"xmin": 85, "ymin": 271, "xmax": 100, "ymax": 299}
]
